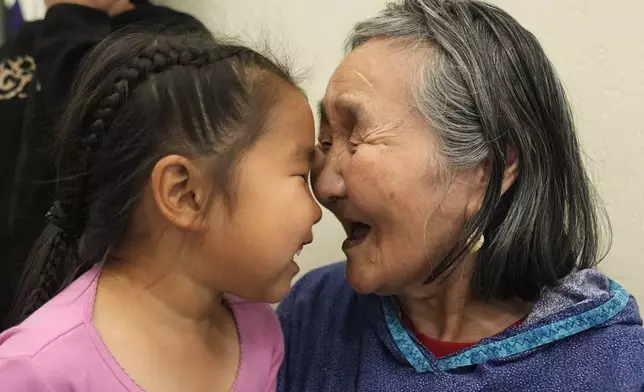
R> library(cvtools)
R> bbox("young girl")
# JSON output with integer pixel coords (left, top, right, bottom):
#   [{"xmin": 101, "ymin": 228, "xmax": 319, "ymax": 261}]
[{"xmin": 0, "ymin": 30, "xmax": 321, "ymax": 391}]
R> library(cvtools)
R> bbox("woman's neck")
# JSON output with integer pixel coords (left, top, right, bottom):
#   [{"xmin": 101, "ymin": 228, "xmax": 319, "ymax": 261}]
[{"xmin": 397, "ymin": 254, "xmax": 531, "ymax": 343}]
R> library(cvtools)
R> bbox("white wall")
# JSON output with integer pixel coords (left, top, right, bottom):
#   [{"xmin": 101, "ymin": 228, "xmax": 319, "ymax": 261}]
[
  {"xmin": 158, "ymin": 0, "xmax": 644, "ymax": 301},
  {"xmin": 4, "ymin": 0, "xmax": 47, "ymax": 22}
]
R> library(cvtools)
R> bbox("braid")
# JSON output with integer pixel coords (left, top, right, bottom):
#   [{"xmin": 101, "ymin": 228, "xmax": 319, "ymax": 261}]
[
  {"xmin": 20, "ymin": 232, "xmax": 70, "ymax": 317},
  {"xmin": 12, "ymin": 227, "xmax": 78, "ymax": 322}
]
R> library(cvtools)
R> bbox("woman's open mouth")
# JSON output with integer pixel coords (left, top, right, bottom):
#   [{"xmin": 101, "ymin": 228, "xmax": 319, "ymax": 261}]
[{"xmin": 343, "ymin": 222, "xmax": 372, "ymax": 250}]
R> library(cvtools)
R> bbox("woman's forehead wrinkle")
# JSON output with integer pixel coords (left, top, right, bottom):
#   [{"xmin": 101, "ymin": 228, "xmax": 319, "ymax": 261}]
[
  {"xmin": 351, "ymin": 69, "xmax": 375, "ymax": 91},
  {"xmin": 330, "ymin": 62, "xmax": 375, "ymax": 94}
]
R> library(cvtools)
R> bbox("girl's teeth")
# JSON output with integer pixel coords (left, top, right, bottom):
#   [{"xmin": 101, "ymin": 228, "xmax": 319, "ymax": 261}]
[{"xmin": 297, "ymin": 249, "xmax": 302, "ymax": 256}]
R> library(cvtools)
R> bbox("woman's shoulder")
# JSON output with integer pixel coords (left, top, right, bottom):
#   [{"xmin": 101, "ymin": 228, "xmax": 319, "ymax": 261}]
[
  {"xmin": 278, "ymin": 262, "xmax": 351, "ymax": 317},
  {"xmin": 285, "ymin": 262, "xmax": 350, "ymax": 302},
  {"xmin": 277, "ymin": 262, "xmax": 360, "ymax": 329}
]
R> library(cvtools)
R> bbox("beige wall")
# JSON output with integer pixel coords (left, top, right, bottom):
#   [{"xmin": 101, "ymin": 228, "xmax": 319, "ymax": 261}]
[{"xmin": 159, "ymin": 0, "xmax": 644, "ymax": 301}]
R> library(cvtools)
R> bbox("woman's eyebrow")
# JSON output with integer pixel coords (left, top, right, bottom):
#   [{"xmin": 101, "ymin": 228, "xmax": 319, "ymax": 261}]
[
  {"xmin": 336, "ymin": 98, "xmax": 364, "ymax": 124},
  {"xmin": 317, "ymin": 100, "xmax": 329, "ymax": 126},
  {"xmin": 317, "ymin": 97, "xmax": 365, "ymax": 127}
]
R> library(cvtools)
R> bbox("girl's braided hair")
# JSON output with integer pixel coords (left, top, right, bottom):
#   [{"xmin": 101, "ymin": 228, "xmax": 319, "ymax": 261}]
[{"xmin": 9, "ymin": 31, "xmax": 299, "ymax": 324}]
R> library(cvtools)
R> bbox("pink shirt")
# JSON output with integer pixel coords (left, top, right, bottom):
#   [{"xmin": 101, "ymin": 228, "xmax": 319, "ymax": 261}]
[{"xmin": 0, "ymin": 266, "xmax": 284, "ymax": 391}]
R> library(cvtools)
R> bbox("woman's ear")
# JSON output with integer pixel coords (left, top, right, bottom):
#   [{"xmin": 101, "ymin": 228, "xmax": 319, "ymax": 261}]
[
  {"xmin": 464, "ymin": 145, "xmax": 519, "ymax": 219},
  {"xmin": 478, "ymin": 146, "xmax": 519, "ymax": 195},
  {"xmin": 150, "ymin": 155, "xmax": 211, "ymax": 232},
  {"xmin": 500, "ymin": 147, "xmax": 519, "ymax": 195}
]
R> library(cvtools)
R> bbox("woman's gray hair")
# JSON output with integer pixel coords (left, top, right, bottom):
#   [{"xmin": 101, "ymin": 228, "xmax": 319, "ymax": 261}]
[{"xmin": 347, "ymin": 0, "xmax": 611, "ymax": 301}]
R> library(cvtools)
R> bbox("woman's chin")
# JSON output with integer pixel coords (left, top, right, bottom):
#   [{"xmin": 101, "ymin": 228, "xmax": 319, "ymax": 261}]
[{"xmin": 345, "ymin": 260, "xmax": 383, "ymax": 294}]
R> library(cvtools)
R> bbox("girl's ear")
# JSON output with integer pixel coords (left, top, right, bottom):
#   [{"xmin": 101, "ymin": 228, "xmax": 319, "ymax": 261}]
[{"xmin": 150, "ymin": 155, "xmax": 212, "ymax": 232}]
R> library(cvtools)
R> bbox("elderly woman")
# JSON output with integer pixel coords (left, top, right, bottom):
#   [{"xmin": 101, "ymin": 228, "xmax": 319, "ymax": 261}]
[{"xmin": 277, "ymin": 0, "xmax": 644, "ymax": 391}]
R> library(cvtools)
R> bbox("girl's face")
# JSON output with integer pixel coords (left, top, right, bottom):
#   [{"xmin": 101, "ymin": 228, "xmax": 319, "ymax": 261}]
[{"xmin": 201, "ymin": 86, "xmax": 321, "ymax": 303}]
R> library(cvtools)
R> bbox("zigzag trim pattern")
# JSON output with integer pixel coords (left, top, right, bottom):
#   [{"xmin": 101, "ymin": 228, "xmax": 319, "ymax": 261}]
[
  {"xmin": 382, "ymin": 280, "xmax": 630, "ymax": 373},
  {"xmin": 383, "ymin": 296, "xmax": 433, "ymax": 372}
]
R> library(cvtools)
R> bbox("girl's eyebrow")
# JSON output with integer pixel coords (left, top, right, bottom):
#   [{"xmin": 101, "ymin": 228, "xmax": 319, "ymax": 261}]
[{"xmin": 291, "ymin": 144, "xmax": 316, "ymax": 162}]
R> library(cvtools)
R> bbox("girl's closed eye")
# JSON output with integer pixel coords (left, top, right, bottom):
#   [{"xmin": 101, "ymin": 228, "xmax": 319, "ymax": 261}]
[{"xmin": 298, "ymin": 173, "xmax": 310, "ymax": 183}]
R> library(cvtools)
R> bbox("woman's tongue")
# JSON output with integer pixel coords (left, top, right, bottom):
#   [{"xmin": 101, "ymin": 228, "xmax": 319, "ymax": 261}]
[{"xmin": 344, "ymin": 222, "xmax": 371, "ymax": 249}]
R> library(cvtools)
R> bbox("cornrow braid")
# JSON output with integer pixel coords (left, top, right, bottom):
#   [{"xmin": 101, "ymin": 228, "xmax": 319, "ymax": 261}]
[
  {"xmin": 79, "ymin": 45, "xmax": 246, "ymax": 153},
  {"xmin": 53, "ymin": 43, "xmax": 248, "ymax": 236}
]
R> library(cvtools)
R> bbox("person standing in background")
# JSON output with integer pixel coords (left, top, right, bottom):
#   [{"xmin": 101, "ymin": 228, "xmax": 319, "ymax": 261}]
[
  {"xmin": 0, "ymin": 0, "xmax": 207, "ymax": 328},
  {"xmin": 4, "ymin": 0, "xmax": 48, "ymax": 35}
]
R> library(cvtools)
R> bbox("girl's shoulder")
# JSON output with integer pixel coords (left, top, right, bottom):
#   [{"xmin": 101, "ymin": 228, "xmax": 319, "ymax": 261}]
[
  {"xmin": 0, "ymin": 266, "xmax": 100, "ymax": 356},
  {"xmin": 0, "ymin": 266, "xmax": 126, "ymax": 390}
]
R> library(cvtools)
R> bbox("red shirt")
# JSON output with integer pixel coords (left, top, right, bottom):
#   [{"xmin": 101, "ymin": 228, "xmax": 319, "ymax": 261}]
[{"xmin": 402, "ymin": 313, "xmax": 524, "ymax": 359}]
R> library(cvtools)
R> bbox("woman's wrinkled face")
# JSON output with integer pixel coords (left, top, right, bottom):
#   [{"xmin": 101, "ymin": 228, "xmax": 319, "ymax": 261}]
[{"xmin": 312, "ymin": 39, "xmax": 484, "ymax": 296}]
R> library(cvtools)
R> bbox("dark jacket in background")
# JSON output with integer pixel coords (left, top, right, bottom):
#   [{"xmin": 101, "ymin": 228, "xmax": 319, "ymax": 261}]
[{"xmin": 0, "ymin": 1, "xmax": 206, "ymax": 327}]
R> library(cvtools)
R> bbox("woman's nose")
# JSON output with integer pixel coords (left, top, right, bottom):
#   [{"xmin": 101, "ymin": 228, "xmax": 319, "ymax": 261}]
[{"xmin": 311, "ymin": 151, "xmax": 347, "ymax": 207}]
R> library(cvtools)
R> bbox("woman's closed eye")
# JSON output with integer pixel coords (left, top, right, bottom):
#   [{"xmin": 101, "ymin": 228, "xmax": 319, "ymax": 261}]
[
  {"xmin": 348, "ymin": 135, "xmax": 362, "ymax": 153},
  {"xmin": 317, "ymin": 140, "xmax": 332, "ymax": 153}
]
